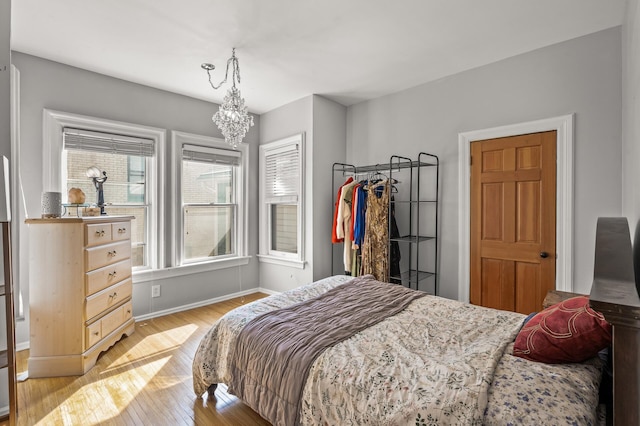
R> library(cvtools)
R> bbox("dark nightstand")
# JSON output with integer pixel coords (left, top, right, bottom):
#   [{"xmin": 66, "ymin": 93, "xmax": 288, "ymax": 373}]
[{"xmin": 542, "ymin": 290, "xmax": 585, "ymax": 309}]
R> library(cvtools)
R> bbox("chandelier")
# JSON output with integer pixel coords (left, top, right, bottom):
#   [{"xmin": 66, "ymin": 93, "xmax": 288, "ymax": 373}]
[{"xmin": 201, "ymin": 48, "xmax": 254, "ymax": 148}]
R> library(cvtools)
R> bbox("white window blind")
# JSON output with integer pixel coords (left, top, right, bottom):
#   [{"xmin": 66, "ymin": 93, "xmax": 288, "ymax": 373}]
[
  {"xmin": 182, "ymin": 144, "xmax": 240, "ymax": 166},
  {"xmin": 265, "ymin": 143, "xmax": 299, "ymax": 203},
  {"xmin": 258, "ymin": 133, "xmax": 304, "ymax": 264},
  {"xmin": 63, "ymin": 128, "xmax": 155, "ymax": 157}
]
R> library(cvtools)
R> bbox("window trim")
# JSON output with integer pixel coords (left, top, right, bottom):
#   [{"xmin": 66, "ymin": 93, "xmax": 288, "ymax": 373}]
[
  {"xmin": 42, "ymin": 109, "xmax": 166, "ymax": 271},
  {"xmin": 11, "ymin": 65, "xmax": 23, "ymax": 318},
  {"xmin": 258, "ymin": 133, "xmax": 305, "ymax": 267},
  {"xmin": 171, "ymin": 131, "xmax": 248, "ymax": 268}
]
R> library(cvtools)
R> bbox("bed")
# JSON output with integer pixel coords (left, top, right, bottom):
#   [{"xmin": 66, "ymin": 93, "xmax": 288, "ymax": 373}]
[{"xmin": 193, "ymin": 217, "xmax": 640, "ymax": 425}]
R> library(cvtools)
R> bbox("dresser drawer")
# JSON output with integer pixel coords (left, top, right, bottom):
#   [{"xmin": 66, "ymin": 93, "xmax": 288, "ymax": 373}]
[
  {"xmin": 85, "ymin": 304, "xmax": 127, "ymax": 350},
  {"xmin": 85, "ymin": 223, "xmax": 113, "ymax": 247},
  {"xmin": 85, "ymin": 278, "xmax": 132, "ymax": 321},
  {"xmin": 111, "ymin": 222, "xmax": 131, "ymax": 242},
  {"xmin": 122, "ymin": 300, "xmax": 133, "ymax": 322},
  {"xmin": 85, "ymin": 240, "xmax": 131, "ymax": 271},
  {"xmin": 86, "ymin": 321, "xmax": 102, "ymax": 349},
  {"xmin": 101, "ymin": 305, "xmax": 125, "ymax": 339},
  {"xmin": 85, "ymin": 259, "xmax": 132, "ymax": 296}
]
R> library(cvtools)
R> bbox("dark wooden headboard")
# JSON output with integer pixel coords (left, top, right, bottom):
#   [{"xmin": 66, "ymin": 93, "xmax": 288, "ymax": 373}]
[{"xmin": 589, "ymin": 217, "xmax": 640, "ymax": 426}]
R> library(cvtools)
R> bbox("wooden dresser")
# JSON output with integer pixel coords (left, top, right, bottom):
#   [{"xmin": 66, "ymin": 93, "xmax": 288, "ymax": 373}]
[{"xmin": 26, "ymin": 216, "xmax": 135, "ymax": 377}]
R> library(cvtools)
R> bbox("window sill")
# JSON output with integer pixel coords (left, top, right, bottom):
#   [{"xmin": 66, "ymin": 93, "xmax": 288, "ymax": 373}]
[
  {"xmin": 133, "ymin": 256, "xmax": 251, "ymax": 283},
  {"xmin": 257, "ymin": 254, "xmax": 306, "ymax": 269}
]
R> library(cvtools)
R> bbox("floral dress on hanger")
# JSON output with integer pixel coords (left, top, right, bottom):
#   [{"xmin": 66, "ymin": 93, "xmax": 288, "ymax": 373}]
[{"xmin": 361, "ymin": 180, "xmax": 389, "ymax": 281}]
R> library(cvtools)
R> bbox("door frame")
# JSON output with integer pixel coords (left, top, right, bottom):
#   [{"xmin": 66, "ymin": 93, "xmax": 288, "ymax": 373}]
[{"xmin": 458, "ymin": 114, "xmax": 574, "ymax": 303}]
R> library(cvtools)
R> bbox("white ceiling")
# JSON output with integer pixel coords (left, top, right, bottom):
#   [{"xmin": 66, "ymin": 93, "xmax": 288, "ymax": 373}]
[{"xmin": 11, "ymin": 0, "xmax": 627, "ymax": 114}]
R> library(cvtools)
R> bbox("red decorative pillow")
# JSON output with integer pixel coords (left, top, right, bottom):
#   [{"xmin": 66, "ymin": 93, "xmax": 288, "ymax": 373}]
[{"xmin": 513, "ymin": 296, "xmax": 611, "ymax": 363}]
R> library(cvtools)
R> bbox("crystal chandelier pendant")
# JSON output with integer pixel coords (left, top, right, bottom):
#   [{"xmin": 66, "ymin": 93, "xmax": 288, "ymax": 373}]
[
  {"xmin": 212, "ymin": 87, "xmax": 254, "ymax": 149},
  {"xmin": 202, "ymin": 48, "xmax": 254, "ymax": 148}
]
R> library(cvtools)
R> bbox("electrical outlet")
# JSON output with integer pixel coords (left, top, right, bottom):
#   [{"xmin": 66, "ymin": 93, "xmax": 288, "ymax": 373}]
[{"xmin": 151, "ymin": 285, "xmax": 161, "ymax": 298}]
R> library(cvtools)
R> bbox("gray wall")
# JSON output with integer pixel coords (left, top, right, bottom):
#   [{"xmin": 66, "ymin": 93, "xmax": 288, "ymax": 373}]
[
  {"xmin": 257, "ymin": 95, "xmax": 347, "ymax": 291},
  {"xmin": 258, "ymin": 96, "xmax": 315, "ymax": 291},
  {"xmin": 311, "ymin": 95, "xmax": 347, "ymax": 281},
  {"xmin": 623, "ymin": 0, "xmax": 640, "ymax": 236},
  {"xmin": 0, "ymin": 1, "xmax": 8, "ymax": 161},
  {"xmin": 347, "ymin": 27, "xmax": 623, "ymax": 299},
  {"xmin": 11, "ymin": 52, "xmax": 260, "ymax": 347},
  {"xmin": 0, "ymin": 0, "xmax": 10, "ymax": 411}
]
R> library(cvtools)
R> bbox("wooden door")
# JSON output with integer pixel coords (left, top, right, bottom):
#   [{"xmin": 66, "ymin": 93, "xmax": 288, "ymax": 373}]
[{"xmin": 470, "ymin": 131, "xmax": 556, "ymax": 314}]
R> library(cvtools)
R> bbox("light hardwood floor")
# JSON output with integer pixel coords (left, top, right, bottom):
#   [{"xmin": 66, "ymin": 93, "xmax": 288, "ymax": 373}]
[{"xmin": 13, "ymin": 293, "xmax": 271, "ymax": 426}]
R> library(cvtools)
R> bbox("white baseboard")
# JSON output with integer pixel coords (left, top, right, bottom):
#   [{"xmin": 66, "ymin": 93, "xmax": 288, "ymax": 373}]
[
  {"xmin": 133, "ymin": 286, "xmax": 280, "ymax": 322},
  {"xmin": 259, "ymin": 288, "xmax": 280, "ymax": 296}
]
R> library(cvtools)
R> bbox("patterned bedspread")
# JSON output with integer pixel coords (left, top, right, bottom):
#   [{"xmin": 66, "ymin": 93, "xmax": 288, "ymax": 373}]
[{"xmin": 193, "ymin": 275, "xmax": 603, "ymax": 425}]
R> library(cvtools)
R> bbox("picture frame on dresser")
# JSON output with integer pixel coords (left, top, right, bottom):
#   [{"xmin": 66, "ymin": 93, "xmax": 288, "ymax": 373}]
[{"xmin": 25, "ymin": 215, "xmax": 135, "ymax": 378}]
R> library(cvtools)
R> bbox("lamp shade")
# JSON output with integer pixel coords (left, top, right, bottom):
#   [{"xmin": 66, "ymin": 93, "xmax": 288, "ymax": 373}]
[{"xmin": 0, "ymin": 156, "xmax": 10, "ymax": 222}]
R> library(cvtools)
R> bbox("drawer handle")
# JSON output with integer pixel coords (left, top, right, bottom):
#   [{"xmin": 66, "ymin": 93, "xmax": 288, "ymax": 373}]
[
  {"xmin": 108, "ymin": 250, "xmax": 117, "ymax": 257},
  {"xmin": 96, "ymin": 230, "xmax": 105, "ymax": 237},
  {"xmin": 93, "ymin": 331, "xmax": 99, "ymax": 336},
  {"xmin": 126, "ymin": 309, "xmax": 131, "ymax": 315},
  {"xmin": 108, "ymin": 271, "xmax": 117, "ymax": 279},
  {"xmin": 118, "ymin": 227, "xmax": 127, "ymax": 233},
  {"xmin": 109, "ymin": 292, "xmax": 118, "ymax": 300}
]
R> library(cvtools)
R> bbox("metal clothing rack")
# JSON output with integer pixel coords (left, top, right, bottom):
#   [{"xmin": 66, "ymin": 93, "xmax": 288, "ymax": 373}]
[{"xmin": 331, "ymin": 152, "xmax": 439, "ymax": 295}]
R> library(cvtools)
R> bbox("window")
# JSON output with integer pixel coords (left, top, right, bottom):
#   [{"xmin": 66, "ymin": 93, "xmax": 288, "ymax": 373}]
[
  {"xmin": 271, "ymin": 204, "xmax": 297, "ymax": 253},
  {"xmin": 259, "ymin": 133, "xmax": 305, "ymax": 266},
  {"xmin": 127, "ymin": 156, "xmax": 145, "ymax": 203},
  {"xmin": 182, "ymin": 146, "xmax": 238, "ymax": 262},
  {"xmin": 43, "ymin": 109, "xmax": 165, "ymax": 274},
  {"xmin": 63, "ymin": 128, "xmax": 153, "ymax": 268},
  {"xmin": 172, "ymin": 132, "xmax": 248, "ymax": 267},
  {"xmin": 45, "ymin": 110, "xmax": 254, "ymax": 280}
]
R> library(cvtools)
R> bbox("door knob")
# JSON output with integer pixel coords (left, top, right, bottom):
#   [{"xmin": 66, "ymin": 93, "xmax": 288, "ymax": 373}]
[{"xmin": 540, "ymin": 252, "xmax": 549, "ymax": 258}]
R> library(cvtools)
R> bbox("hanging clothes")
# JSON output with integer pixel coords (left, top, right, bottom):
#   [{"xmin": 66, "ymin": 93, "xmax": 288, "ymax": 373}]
[
  {"xmin": 350, "ymin": 183, "xmax": 360, "ymax": 242},
  {"xmin": 339, "ymin": 180, "xmax": 358, "ymax": 273},
  {"xmin": 349, "ymin": 183, "xmax": 362, "ymax": 277},
  {"xmin": 352, "ymin": 182, "xmax": 368, "ymax": 249},
  {"xmin": 361, "ymin": 180, "xmax": 390, "ymax": 282},
  {"xmin": 332, "ymin": 177, "xmax": 353, "ymax": 243}
]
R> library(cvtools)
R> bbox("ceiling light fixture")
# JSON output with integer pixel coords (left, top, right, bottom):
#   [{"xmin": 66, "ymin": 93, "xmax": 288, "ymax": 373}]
[{"xmin": 201, "ymin": 48, "xmax": 254, "ymax": 149}]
